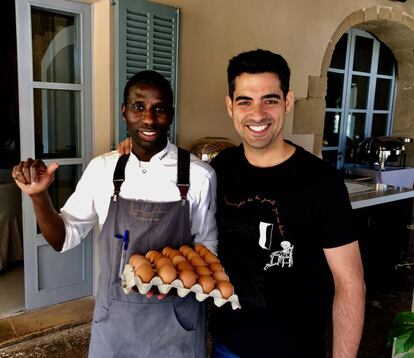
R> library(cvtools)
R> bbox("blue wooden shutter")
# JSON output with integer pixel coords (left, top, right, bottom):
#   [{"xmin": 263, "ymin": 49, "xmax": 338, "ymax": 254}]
[{"xmin": 115, "ymin": 0, "xmax": 179, "ymax": 144}]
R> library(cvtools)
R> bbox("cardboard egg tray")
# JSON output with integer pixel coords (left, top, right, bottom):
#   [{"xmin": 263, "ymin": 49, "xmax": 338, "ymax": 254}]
[{"xmin": 121, "ymin": 264, "xmax": 241, "ymax": 310}]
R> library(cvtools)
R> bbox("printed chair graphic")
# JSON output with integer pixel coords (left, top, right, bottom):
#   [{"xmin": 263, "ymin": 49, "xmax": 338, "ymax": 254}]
[{"xmin": 264, "ymin": 241, "xmax": 294, "ymax": 270}]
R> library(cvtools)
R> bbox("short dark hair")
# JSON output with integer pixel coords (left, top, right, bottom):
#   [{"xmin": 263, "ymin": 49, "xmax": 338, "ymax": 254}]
[
  {"xmin": 227, "ymin": 49, "xmax": 290, "ymax": 99},
  {"xmin": 123, "ymin": 70, "xmax": 174, "ymax": 106}
]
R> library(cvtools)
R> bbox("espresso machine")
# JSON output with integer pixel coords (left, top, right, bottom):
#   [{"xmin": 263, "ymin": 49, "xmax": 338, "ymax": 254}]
[{"xmin": 355, "ymin": 136, "xmax": 412, "ymax": 170}]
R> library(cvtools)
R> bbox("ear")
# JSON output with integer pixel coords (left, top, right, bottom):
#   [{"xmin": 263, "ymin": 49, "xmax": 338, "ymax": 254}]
[
  {"xmin": 121, "ymin": 104, "xmax": 127, "ymax": 122},
  {"xmin": 225, "ymin": 96, "xmax": 233, "ymax": 118},
  {"xmin": 285, "ymin": 90, "xmax": 294, "ymax": 114}
]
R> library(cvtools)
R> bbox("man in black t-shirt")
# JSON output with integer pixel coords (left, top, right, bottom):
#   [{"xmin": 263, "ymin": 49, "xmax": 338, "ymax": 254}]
[{"xmin": 209, "ymin": 50, "xmax": 365, "ymax": 358}]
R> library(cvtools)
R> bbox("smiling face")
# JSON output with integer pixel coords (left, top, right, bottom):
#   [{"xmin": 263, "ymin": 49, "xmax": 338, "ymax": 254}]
[
  {"xmin": 122, "ymin": 83, "xmax": 173, "ymax": 161},
  {"xmin": 226, "ymin": 72, "xmax": 294, "ymax": 161}
]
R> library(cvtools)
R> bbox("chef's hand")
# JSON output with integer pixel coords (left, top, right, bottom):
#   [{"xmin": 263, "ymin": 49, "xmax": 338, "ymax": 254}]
[
  {"xmin": 146, "ymin": 289, "xmax": 167, "ymax": 300},
  {"xmin": 12, "ymin": 158, "xmax": 59, "ymax": 196},
  {"xmin": 117, "ymin": 137, "xmax": 132, "ymax": 155}
]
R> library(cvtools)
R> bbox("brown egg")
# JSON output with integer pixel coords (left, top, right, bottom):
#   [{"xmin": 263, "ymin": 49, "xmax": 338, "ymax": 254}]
[
  {"xmin": 179, "ymin": 245, "xmax": 193, "ymax": 255},
  {"xmin": 198, "ymin": 247, "xmax": 210, "ymax": 257},
  {"xmin": 216, "ymin": 281, "xmax": 233, "ymax": 299},
  {"xmin": 194, "ymin": 243, "xmax": 206, "ymax": 253},
  {"xmin": 178, "ymin": 269, "xmax": 197, "ymax": 288},
  {"xmin": 204, "ymin": 252, "xmax": 219, "ymax": 264},
  {"xmin": 200, "ymin": 246, "xmax": 215, "ymax": 254},
  {"xmin": 212, "ymin": 271, "xmax": 230, "ymax": 282},
  {"xmin": 168, "ymin": 249, "xmax": 181, "ymax": 259},
  {"xmin": 134, "ymin": 263, "xmax": 155, "ymax": 283},
  {"xmin": 129, "ymin": 254, "xmax": 146, "ymax": 268},
  {"xmin": 198, "ymin": 275, "xmax": 216, "ymax": 294},
  {"xmin": 176, "ymin": 261, "xmax": 194, "ymax": 272},
  {"xmin": 158, "ymin": 264, "xmax": 177, "ymax": 284},
  {"xmin": 191, "ymin": 256, "xmax": 207, "ymax": 267},
  {"xmin": 200, "ymin": 245, "xmax": 212, "ymax": 253},
  {"xmin": 134, "ymin": 257, "xmax": 152, "ymax": 270},
  {"xmin": 186, "ymin": 251, "xmax": 200, "ymax": 261},
  {"xmin": 145, "ymin": 250, "xmax": 163, "ymax": 263},
  {"xmin": 172, "ymin": 255, "xmax": 187, "ymax": 266},
  {"xmin": 155, "ymin": 257, "xmax": 173, "ymax": 270},
  {"xmin": 162, "ymin": 246, "xmax": 173, "ymax": 256},
  {"xmin": 195, "ymin": 266, "xmax": 211, "ymax": 276},
  {"xmin": 209, "ymin": 262, "xmax": 224, "ymax": 272}
]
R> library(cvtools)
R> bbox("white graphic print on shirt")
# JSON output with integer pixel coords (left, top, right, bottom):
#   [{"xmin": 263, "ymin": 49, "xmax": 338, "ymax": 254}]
[
  {"xmin": 258, "ymin": 220, "xmax": 294, "ymax": 269},
  {"xmin": 263, "ymin": 240, "xmax": 294, "ymax": 270},
  {"xmin": 258, "ymin": 222, "xmax": 273, "ymax": 249},
  {"xmin": 224, "ymin": 195, "xmax": 294, "ymax": 270}
]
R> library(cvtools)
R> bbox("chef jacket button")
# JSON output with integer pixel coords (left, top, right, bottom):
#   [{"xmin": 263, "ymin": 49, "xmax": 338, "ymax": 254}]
[{"xmin": 142, "ymin": 169, "xmax": 147, "ymax": 174}]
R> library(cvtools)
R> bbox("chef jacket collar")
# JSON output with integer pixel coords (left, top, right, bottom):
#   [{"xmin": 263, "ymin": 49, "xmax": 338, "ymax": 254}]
[{"xmin": 129, "ymin": 141, "xmax": 172, "ymax": 167}]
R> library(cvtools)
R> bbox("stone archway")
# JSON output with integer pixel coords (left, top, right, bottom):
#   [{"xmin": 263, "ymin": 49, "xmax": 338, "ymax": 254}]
[{"xmin": 293, "ymin": 6, "xmax": 414, "ymax": 166}]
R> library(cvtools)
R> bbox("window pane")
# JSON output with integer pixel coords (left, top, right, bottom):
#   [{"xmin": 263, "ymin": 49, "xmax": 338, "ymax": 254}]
[
  {"xmin": 31, "ymin": 7, "xmax": 79, "ymax": 83},
  {"xmin": 371, "ymin": 114, "xmax": 388, "ymax": 137},
  {"xmin": 33, "ymin": 89, "xmax": 81, "ymax": 159},
  {"xmin": 377, "ymin": 43, "xmax": 394, "ymax": 76},
  {"xmin": 323, "ymin": 112, "xmax": 341, "ymax": 147},
  {"xmin": 374, "ymin": 78, "xmax": 391, "ymax": 110},
  {"xmin": 49, "ymin": 164, "xmax": 81, "ymax": 209},
  {"xmin": 326, "ymin": 72, "xmax": 344, "ymax": 108},
  {"xmin": 37, "ymin": 164, "xmax": 82, "ymax": 233},
  {"xmin": 346, "ymin": 113, "xmax": 366, "ymax": 142},
  {"xmin": 321, "ymin": 149, "xmax": 338, "ymax": 166},
  {"xmin": 350, "ymin": 76, "xmax": 369, "ymax": 109},
  {"xmin": 330, "ymin": 33, "xmax": 348, "ymax": 70},
  {"xmin": 353, "ymin": 36, "xmax": 373, "ymax": 73}
]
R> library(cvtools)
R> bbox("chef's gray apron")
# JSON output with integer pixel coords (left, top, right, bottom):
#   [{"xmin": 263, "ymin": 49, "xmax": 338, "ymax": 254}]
[{"xmin": 89, "ymin": 148, "xmax": 207, "ymax": 358}]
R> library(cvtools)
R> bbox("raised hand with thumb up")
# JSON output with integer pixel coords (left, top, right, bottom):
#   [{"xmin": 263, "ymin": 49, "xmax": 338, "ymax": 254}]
[
  {"xmin": 12, "ymin": 158, "xmax": 59, "ymax": 196},
  {"xmin": 11, "ymin": 158, "xmax": 65, "ymax": 251}
]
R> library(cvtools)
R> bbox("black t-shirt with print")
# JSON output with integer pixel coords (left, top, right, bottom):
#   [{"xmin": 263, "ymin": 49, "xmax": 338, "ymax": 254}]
[{"xmin": 209, "ymin": 143, "xmax": 355, "ymax": 357}]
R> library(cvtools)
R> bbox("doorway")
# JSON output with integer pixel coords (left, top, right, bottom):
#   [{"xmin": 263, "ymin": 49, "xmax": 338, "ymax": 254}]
[
  {"xmin": 0, "ymin": 0, "xmax": 24, "ymax": 318},
  {"xmin": 322, "ymin": 28, "xmax": 397, "ymax": 170},
  {"xmin": 0, "ymin": 0, "xmax": 94, "ymax": 317},
  {"xmin": 15, "ymin": 0, "xmax": 93, "ymax": 310}
]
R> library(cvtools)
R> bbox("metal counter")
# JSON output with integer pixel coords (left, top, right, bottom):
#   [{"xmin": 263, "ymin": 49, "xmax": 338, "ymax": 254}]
[{"xmin": 345, "ymin": 181, "xmax": 414, "ymax": 209}]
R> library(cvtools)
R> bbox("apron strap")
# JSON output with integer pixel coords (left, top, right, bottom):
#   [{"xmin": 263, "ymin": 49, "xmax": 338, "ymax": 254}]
[
  {"xmin": 113, "ymin": 154, "xmax": 130, "ymax": 201},
  {"xmin": 177, "ymin": 147, "xmax": 190, "ymax": 205},
  {"xmin": 112, "ymin": 148, "xmax": 190, "ymax": 203}
]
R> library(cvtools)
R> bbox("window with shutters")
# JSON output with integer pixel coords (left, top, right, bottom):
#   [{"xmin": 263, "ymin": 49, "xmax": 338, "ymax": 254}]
[{"xmin": 114, "ymin": 0, "xmax": 179, "ymax": 144}]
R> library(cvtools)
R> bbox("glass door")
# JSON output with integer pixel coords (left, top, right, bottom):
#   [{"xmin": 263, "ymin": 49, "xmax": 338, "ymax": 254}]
[{"xmin": 322, "ymin": 28, "xmax": 396, "ymax": 169}]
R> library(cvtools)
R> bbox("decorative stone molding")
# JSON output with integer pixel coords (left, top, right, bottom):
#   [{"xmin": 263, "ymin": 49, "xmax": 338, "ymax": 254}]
[{"xmin": 293, "ymin": 6, "xmax": 414, "ymax": 163}]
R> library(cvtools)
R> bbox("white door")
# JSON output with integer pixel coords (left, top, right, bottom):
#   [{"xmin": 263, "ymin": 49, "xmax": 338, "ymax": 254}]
[{"xmin": 15, "ymin": 0, "xmax": 93, "ymax": 310}]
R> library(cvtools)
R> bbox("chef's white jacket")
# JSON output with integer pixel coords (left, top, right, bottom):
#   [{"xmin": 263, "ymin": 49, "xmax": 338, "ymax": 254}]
[{"xmin": 60, "ymin": 142, "xmax": 217, "ymax": 253}]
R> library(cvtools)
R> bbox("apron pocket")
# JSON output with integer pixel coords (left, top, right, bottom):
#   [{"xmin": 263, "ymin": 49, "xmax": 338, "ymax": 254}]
[
  {"xmin": 106, "ymin": 299, "xmax": 198, "ymax": 357},
  {"xmin": 172, "ymin": 295, "xmax": 203, "ymax": 331},
  {"xmin": 93, "ymin": 287, "xmax": 111, "ymax": 323},
  {"xmin": 93, "ymin": 304, "xmax": 110, "ymax": 323}
]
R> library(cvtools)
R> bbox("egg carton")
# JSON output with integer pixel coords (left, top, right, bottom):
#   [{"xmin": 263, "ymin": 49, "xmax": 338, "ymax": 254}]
[{"xmin": 121, "ymin": 264, "xmax": 241, "ymax": 310}]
